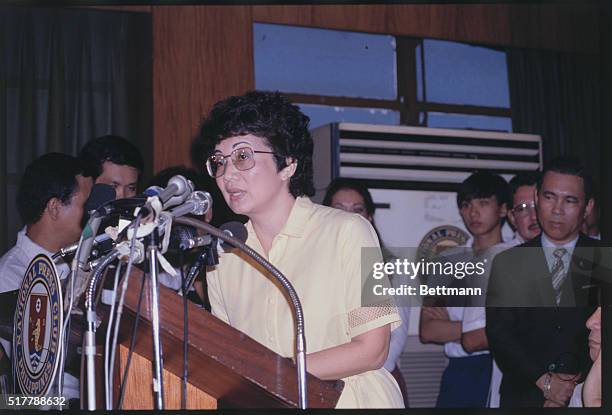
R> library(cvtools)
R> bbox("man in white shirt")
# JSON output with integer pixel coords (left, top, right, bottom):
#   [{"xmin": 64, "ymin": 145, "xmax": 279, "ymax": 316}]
[
  {"xmin": 0, "ymin": 153, "xmax": 93, "ymax": 401},
  {"xmin": 419, "ymin": 171, "xmax": 510, "ymax": 407}
]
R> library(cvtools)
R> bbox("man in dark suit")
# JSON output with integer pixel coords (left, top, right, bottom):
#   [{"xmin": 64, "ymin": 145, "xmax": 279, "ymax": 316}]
[{"xmin": 486, "ymin": 156, "xmax": 601, "ymax": 408}]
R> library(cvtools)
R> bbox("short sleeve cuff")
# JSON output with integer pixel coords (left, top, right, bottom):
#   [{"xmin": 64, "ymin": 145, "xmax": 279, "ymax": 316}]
[{"xmin": 348, "ymin": 301, "xmax": 401, "ymax": 338}]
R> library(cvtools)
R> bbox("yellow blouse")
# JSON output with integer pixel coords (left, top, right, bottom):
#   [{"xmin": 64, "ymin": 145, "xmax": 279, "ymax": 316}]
[{"xmin": 206, "ymin": 197, "xmax": 404, "ymax": 408}]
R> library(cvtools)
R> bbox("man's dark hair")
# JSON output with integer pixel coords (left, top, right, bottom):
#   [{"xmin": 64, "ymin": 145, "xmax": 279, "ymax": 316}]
[
  {"xmin": 196, "ymin": 91, "xmax": 315, "ymax": 198},
  {"xmin": 538, "ymin": 156, "xmax": 593, "ymax": 202},
  {"xmin": 17, "ymin": 152, "xmax": 88, "ymax": 225},
  {"xmin": 508, "ymin": 171, "xmax": 541, "ymax": 206},
  {"xmin": 79, "ymin": 135, "xmax": 144, "ymax": 180},
  {"xmin": 457, "ymin": 171, "xmax": 510, "ymax": 209},
  {"xmin": 322, "ymin": 177, "xmax": 376, "ymax": 217}
]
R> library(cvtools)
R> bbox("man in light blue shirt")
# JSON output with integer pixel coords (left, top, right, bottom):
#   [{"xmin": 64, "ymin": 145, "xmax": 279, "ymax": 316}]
[{"xmin": 486, "ymin": 156, "xmax": 599, "ymax": 408}]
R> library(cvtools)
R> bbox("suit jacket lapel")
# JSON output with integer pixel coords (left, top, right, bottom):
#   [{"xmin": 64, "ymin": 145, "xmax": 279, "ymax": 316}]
[{"xmin": 563, "ymin": 234, "xmax": 596, "ymax": 306}]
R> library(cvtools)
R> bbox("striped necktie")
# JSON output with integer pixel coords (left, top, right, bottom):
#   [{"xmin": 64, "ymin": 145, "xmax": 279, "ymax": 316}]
[{"xmin": 551, "ymin": 248, "xmax": 567, "ymax": 305}]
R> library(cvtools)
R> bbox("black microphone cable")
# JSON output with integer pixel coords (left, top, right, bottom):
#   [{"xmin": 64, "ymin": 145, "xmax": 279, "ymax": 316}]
[
  {"xmin": 107, "ymin": 214, "xmax": 141, "ymax": 409},
  {"xmin": 181, "ymin": 251, "xmax": 188, "ymax": 410},
  {"xmin": 116, "ymin": 271, "xmax": 146, "ymax": 410}
]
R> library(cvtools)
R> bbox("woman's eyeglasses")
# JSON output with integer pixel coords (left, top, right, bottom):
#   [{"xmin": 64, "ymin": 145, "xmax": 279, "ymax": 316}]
[{"xmin": 206, "ymin": 147, "xmax": 275, "ymax": 178}]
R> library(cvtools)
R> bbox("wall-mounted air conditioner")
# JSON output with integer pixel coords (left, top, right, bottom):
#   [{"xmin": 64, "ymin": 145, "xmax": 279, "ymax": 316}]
[{"xmin": 311, "ymin": 122, "xmax": 542, "ymax": 200}]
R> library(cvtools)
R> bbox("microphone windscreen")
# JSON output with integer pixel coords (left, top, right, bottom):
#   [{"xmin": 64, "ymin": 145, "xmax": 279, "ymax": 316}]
[
  {"xmin": 85, "ymin": 183, "xmax": 117, "ymax": 212},
  {"xmin": 220, "ymin": 221, "xmax": 248, "ymax": 249},
  {"xmin": 144, "ymin": 186, "xmax": 163, "ymax": 197}
]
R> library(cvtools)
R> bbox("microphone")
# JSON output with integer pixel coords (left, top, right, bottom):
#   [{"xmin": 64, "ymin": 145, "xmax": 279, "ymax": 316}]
[
  {"xmin": 85, "ymin": 183, "xmax": 117, "ymax": 213},
  {"xmin": 176, "ymin": 221, "xmax": 247, "ymax": 251},
  {"xmin": 156, "ymin": 175, "xmax": 193, "ymax": 209},
  {"xmin": 169, "ymin": 225, "xmax": 202, "ymax": 251},
  {"xmin": 168, "ymin": 191, "xmax": 212, "ymax": 218},
  {"xmin": 217, "ymin": 221, "xmax": 248, "ymax": 251},
  {"xmin": 144, "ymin": 186, "xmax": 163, "ymax": 197},
  {"xmin": 180, "ymin": 221, "xmax": 248, "ymax": 296},
  {"xmin": 54, "ymin": 233, "xmax": 113, "ymax": 260},
  {"xmin": 178, "ymin": 234, "xmax": 212, "ymax": 251}
]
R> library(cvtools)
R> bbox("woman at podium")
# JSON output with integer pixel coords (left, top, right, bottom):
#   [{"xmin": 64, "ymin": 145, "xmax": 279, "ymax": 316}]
[{"xmin": 196, "ymin": 91, "xmax": 404, "ymax": 408}]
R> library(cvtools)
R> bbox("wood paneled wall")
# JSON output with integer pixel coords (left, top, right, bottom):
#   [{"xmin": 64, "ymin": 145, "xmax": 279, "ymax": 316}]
[
  {"xmin": 142, "ymin": 4, "xmax": 599, "ymax": 170},
  {"xmin": 252, "ymin": 4, "xmax": 598, "ymax": 53},
  {"xmin": 152, "ymin": 6, "xmax": 253, "ymax": 171}
]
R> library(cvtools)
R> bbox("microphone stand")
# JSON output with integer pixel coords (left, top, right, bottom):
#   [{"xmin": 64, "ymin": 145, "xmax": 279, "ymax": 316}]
[
  {"xmin": 174, "ymin": 217, "xmax": 309, "ymax": 409},
  {"xmin": 144, "ymin": 228, "xmax": 165, "ymax": 410},
  {"xmin": 84, "ymin": 250, "xmax": 121, "ymax": 410}
]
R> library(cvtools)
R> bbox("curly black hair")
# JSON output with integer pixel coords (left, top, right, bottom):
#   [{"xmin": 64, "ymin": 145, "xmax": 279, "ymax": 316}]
[
  {"xmin": 79, "ymin": 135, "xmax": 144, "ymax": 180},
  {"xmin": 17, "ymin": 152, "xmax": 88, "ymax": 225},
  {"xmin": 195, "ymin": 91, "xmax": 315, "ymax": 198}
]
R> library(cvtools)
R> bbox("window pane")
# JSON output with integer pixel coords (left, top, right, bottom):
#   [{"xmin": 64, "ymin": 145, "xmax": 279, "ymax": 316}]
[
  {"xmin": 254, "ymin": 23, "xmax": 397, "ymax": 99},
  {"xmin": 425, "ymin": 112, "xmax": 512, "ymax": 132},
  {"xmin": 300, "ymin": 103, "xmax": 400, "ymax": 130},
  {"xmin": 422, "ymin": 39, "xmax": 510, "ymax": 107}
]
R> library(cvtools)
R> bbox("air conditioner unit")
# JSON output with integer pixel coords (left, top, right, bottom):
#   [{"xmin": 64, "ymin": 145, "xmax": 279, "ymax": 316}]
[{"xmin": 311, "ymin": 122, "xmax": 542, "ymax": 200}]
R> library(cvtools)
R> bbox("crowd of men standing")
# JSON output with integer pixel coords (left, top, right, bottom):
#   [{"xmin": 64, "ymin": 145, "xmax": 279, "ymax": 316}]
[{"xmin": 420, "ymin": 158, "xmax": 604, "ymax": 408}]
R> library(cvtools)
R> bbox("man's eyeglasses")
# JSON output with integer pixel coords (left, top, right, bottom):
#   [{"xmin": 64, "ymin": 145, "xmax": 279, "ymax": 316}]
[
  {"xmin": 206, "ymin": 147, "xmax": 275, "ymax": 178},
  {"xmin": 512, "ymin": 201, "xmax": 536, "ymax": 217}
]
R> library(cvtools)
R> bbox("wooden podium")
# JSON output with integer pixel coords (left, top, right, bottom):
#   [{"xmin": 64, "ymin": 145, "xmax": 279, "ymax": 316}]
[{"xmin": 105, "ymin": 270, "xmax": 343, "ymax": 409}]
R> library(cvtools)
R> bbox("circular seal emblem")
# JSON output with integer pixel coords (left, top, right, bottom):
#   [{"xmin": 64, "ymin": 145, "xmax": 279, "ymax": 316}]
[
  {"xmin": 417, "ymin": 225, "xmax": 470, "ymax": 261},
  {"xmin": 13, "ymin": 254, "xmax": 63, "ymax": 396}
]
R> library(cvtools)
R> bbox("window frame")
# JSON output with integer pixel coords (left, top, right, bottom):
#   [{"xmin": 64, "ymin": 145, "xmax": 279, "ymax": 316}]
[{"xmin": 254, "ymin": 25, "xmax": 512, "ymax": 128}]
